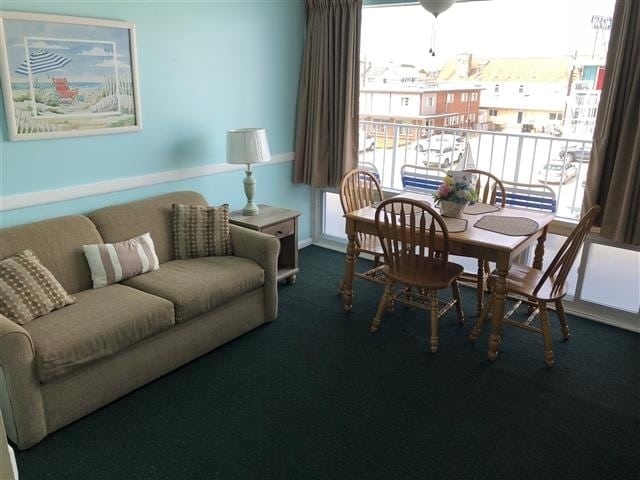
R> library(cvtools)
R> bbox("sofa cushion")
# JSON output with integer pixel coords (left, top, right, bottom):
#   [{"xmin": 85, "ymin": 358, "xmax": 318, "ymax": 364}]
[
  {"xmin": 123, "ymin": 256, "xmax": 264, "ymax": 323},
  {"xmin": 0, "ymin": 215, "xmax": 104, "ymax": 294},
  {"xmin": 172, "ymin": 203, "xmax": 232, "ymax": 259},
  {"xmin": 88, "ymin": 191, "xmax": 208, "ymax": 264},
  {"xmin": 83, "ymin": 232, "xmax": 160, "ymax": 288},
  {"xmin": 23, "ymin": 284, "xmax": 175, "ymax": 383},
  {"xmin": 0, "ymin": 249, "xmax": 75, "ymax": 325}
]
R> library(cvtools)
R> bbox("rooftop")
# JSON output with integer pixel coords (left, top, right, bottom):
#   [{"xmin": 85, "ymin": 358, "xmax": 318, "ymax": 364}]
[{"xmin": 437, "ymin": 57, "xmax": 571, "ymax": 83}]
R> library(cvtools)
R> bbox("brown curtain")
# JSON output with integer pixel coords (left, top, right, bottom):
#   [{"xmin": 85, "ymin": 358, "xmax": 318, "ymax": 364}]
[
  {"xmin": 583, "ymin": 0, "xmax": 640, "ymax": 245},
  {"xmin": 293, "ymin": 0, "xmax": 362, "ymax": 188}
]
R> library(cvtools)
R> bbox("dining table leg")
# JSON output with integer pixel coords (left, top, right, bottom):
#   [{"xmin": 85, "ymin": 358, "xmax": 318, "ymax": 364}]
[
  {"xmin": 341, "ymin": 229, "xmax": 357, "ymax": 312},
  {"xmin": 488, "ymin": 252, "xmax": 510, "ymax": 362},
  {"xmin": 532, "ymin": 226, "xmax": 548, "ymax": 270}
]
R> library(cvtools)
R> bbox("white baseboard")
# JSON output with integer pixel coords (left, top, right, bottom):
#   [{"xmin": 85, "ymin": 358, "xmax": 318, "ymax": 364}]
[
  {"xmin": 1, "ymin": 153, "xmax": 293, "ymax": 212},
  {"xmin": 8, "ymin": 445, "xmax": 18, "ymax": 480},
  {"xmin": 298, "ymin": 238, "xmax": 313, "ymax": 249}
]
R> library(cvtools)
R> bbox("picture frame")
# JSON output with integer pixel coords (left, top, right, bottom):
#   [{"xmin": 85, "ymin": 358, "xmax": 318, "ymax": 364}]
[{"xmin": 0, "ymin": 11, "xmax": 142, "ymax": 141}]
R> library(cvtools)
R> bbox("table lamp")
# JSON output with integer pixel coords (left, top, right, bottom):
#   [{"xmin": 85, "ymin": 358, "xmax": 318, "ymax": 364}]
[{"xmin": 226, "ymin": 128, "xmax": 271, "ymax": 216}]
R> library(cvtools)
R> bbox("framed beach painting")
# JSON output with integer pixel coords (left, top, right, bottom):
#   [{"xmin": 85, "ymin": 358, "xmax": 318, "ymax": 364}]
[{"xmin": 0, "ymin": 11, "xmax": 142, "ymax": 141}]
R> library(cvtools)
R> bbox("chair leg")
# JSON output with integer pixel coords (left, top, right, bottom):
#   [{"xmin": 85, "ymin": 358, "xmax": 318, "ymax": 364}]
[
  {"xmin": 555, "ymin": 299, "xmax": 570, "ymax": 341},
  {"xmin": 476, "ymin": 259, "xmax": 485, "ymax": 316},
  {"xmin": 370, "ymin": 279, "xmax": 393, "ymax": 333},
  {"xmin": 429, "ymin": 289, "xmax": 439, "ymax": 353},
  {"xmin": 539, "ymin": 302, "xmax": 554, "ymax": 368},
  {"xmin": 373, "ymin": 254, "xmax": 381, "ymax": 268},
  {"xmin": 470, "ymin": 294, "xmax": 493, "ymax": 341},
  {"xmin": 451, "ymin": 280, "xmax": 464, "ymax": 324}
]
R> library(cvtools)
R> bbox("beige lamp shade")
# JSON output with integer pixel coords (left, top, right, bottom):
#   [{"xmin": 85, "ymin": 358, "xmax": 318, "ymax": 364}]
[{"xmin": 226, "ymin": 128, "xmax": 272, "ymax": 165}]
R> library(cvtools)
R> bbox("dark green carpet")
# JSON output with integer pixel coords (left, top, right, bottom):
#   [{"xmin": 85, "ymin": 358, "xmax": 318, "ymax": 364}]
[{"xmin": 15, "ymin": 246, "xmax": 640, "ymax": 479}]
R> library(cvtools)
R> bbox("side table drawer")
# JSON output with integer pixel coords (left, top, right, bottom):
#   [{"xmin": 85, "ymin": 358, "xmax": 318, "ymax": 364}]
[{"xmin": 262, "ymin": 219, "xmax": 295, "ymax": 238}]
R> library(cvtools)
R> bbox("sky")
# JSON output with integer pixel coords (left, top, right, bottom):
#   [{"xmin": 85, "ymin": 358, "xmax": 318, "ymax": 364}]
[
  {"xmin": 5, "ymin": 19, "xmax": 132, "ymax": 83},
  {"xmin": 361, "ymin": 0, "xmax": 616, "ymax": 66}
]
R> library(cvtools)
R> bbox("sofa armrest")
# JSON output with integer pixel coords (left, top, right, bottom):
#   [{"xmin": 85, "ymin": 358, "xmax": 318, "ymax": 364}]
[
  {"xmin": 0, "ymin": 314, "xmax": 47, "ymax": 449},
  {"xmin": 230, "ymin": 224, "xmax": 280, "ymax": 321}
]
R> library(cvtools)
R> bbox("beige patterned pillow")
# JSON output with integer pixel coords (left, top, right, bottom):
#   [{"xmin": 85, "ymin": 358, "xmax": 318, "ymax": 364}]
[
  {"xmin": 0, "ymin": 249, "xmax": 75, "ymax": 325},
  {"xmin": 172, "ymin": 203, "xmax": 232, "ymax": 259},
  {"xmin": 83, "ymin": 232, "xmax": 160, "ymax": 289}
]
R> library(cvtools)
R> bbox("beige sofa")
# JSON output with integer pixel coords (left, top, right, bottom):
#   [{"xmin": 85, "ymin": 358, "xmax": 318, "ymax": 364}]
[{"xmin": 0, "ymin": 191, "xmax": 280, "ymax": 449}]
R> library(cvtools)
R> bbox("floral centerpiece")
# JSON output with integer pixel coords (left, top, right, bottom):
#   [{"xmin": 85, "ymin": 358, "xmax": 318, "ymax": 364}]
[{"xmin": 433, "ymin": 171, "xmax": 478, "ymax": 217}]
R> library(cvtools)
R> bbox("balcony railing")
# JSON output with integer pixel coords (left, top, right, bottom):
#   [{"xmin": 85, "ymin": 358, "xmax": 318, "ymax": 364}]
[{"xmin": 358, "ymin": 121, "xmax": 593, "ymax": 221}]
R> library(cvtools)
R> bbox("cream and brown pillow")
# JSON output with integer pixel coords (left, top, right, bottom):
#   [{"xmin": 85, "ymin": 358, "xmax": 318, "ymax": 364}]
[
  {"xmin": 83, "ymin": 232, "xmax": 160, "ymax": 289},
  {"xmin": 0, "ymin": 249, "xmax": 75, "ymax": 325},
  {"xmin": 172, "ymin": 203, "xmax": 232, "ymax": 259}
]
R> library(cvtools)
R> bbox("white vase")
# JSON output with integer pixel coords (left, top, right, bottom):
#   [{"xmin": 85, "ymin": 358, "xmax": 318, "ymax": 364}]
[{"xmin": 439, "ymin": 200, "xmax": 465, "ymax": 218}]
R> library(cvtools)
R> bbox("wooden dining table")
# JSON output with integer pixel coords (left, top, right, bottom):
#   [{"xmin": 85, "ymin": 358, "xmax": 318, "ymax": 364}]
[{"xmin": 340, "ymin": 191, "xmax": 556, "ymax": 362}]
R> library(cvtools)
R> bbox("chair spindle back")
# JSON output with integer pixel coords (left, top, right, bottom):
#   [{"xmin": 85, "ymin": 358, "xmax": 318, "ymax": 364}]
[
  {"xmin": 339, "ymin": 168, "xmax": 383, "ymax": 214},
  {"xmin": 375, "ymin": 199, "xmax": 451, "ymax": 282},
  {"xmin": 534, "ymin": 205, "xmax": 601, "ymax": 297},
  {"xmin": 463, "ymin": 169, "xmax": 506, "ymax": 207}
]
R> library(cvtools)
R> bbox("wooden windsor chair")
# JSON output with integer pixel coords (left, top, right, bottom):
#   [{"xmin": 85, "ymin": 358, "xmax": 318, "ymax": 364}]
[
  {"xmin": 370, "ymin": 198, "xmax": 464, "ymax": 353},
  {"xmin": 338, "ymin": 168, "xmax": 386, "ymax": 292},
  {"xmin": 470, "ymin": 205, "xmax": 601, "ymax": 367},
  {"xmin": 461, "ymin": 169, "xmax": 506, "ymax": 315}
]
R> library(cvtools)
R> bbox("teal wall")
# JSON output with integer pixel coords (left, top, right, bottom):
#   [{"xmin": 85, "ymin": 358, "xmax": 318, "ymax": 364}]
[{"xmin": 0, "ymin": 1, "xmax": 312, "ymax": 239}]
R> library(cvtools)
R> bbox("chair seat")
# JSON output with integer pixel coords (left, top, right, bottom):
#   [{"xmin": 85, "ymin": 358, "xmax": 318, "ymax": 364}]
[
  {"xmin": 357, "ymin": 233, "xmax": 384, "ymax": 255},
  {"xmin": 385, "ymin": 259, "xmax": 463, "ymax": 289},
  {"xmin": 503, "ymin": 264, "xmax": 567, "ymax": 301}
]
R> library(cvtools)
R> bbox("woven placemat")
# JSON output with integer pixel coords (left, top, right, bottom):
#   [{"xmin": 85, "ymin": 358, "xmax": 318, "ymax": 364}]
[
  {"xmin": 441, "ymin": 216, "xmax": 467, "ymax": 233},
  {"xmin": 464, "ymin": 203, "xmax": 500, "ymax": 215},
  {"xmin": 473, "ymin": 215, "xmax": 539, "ymax": 236}
]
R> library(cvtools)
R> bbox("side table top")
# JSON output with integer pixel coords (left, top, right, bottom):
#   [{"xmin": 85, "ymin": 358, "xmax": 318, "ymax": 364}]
[{"xmin": 229, "ymin": 204, "xmax": 301, "ymax": 229}]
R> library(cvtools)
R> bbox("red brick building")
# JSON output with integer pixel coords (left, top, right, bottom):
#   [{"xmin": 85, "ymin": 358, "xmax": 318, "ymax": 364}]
[{"xmin": 359, "ymin": 85, "xmax": 483, "ymax": 140}]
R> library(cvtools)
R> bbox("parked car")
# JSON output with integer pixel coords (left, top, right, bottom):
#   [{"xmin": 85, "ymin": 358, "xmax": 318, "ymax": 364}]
[
  {"xmin": 559, "ymin": 143, "xmax": 592, "ymax": 163},
  {"xmin": 420, "ymin": 146, "xmax": 463, "ymax": 168},
  {"xmin": 410, "ymin": 135, "xmax": 465, "ymax": 168},
  {"xmin": 358, "ymin": 130, "xmax": 376, "ymax": 151},
  {"xmin": 538, "ymin": 161, "xmax": 578, "ymax": 184}
]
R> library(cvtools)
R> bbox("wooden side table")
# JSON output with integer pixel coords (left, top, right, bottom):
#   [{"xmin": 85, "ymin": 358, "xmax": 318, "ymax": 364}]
[{"xmin": 229, "ymin": 204, "xmax": 301, "ymax": 284}]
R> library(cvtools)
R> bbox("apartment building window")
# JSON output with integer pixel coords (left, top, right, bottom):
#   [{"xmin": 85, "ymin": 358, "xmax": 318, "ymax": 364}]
[
  {"xmin": 400, "ymin": 97, "xmax": 409, "ymax": 106},
  {"xmin": 549, "ymin": 112, "xmax": 563, "ymax": 120},
  {"xmin": 471, "ymin": 92, "xmax": 478, "ymax": 101},
  {"xmin": 427, "ymin": 97, "xmax": 434, "ymax": 107},
  {"xmin": 494, "ymin": 84, "xmax": 500, "ymax": 93},
  {"xmin": 447, "ymin": 93, "xmax": 454, "ymax": 103},
  {"xmin": 461, "ymin": 93, "xmax": 468, "ymax": 102},
  {"xmin": 489, "ymin": 109, "xmax": 498, "ymax": 116},
  {"xmin": 519, "ymin": 84, "xmax": 524, "ymax": 94}
]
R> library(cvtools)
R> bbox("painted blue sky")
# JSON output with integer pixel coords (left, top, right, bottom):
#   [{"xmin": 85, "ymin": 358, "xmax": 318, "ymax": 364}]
[{"xmin": 4, "ymin": 18, "xmax": 132, "ymax": 82}]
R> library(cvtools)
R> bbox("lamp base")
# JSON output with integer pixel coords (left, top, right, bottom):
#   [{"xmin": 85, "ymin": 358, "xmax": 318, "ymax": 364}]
[
  {"xmin": 242, "ymin": 168, "xmax": 259, "ymax": 216},
  {"xmin": 242, "ymin": 203, "xmax": 259, "ymax": 216}
]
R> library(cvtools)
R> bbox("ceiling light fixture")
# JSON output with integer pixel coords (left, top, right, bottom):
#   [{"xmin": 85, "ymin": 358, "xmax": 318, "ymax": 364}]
[{"xmin": 419, "ymin": 0, "xmax": 457, "ymax": 57}]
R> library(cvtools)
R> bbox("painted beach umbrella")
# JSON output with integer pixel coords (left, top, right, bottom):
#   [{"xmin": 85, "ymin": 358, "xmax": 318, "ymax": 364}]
[{"xmin": 15, "ymin": 49, "xmax": 71, "ymax": 76}]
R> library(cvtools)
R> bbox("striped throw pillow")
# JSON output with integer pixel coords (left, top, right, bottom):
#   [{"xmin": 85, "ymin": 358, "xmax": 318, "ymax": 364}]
[
  {"xmin": 83, "ymin": 232, "xmax": 160, "ymax": 289},
  {"xmin": 0, "ymin": 249, "xmax": 75, "ymax": 325},
  {"xmin": 172, "ymin": 204, "xmax": 232, "ymax": 260}
]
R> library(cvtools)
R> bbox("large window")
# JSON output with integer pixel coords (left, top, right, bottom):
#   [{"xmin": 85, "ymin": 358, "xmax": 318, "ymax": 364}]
[{"xmin": 316, "ymin": 0, "xmax": 638, "ymax": 328}]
